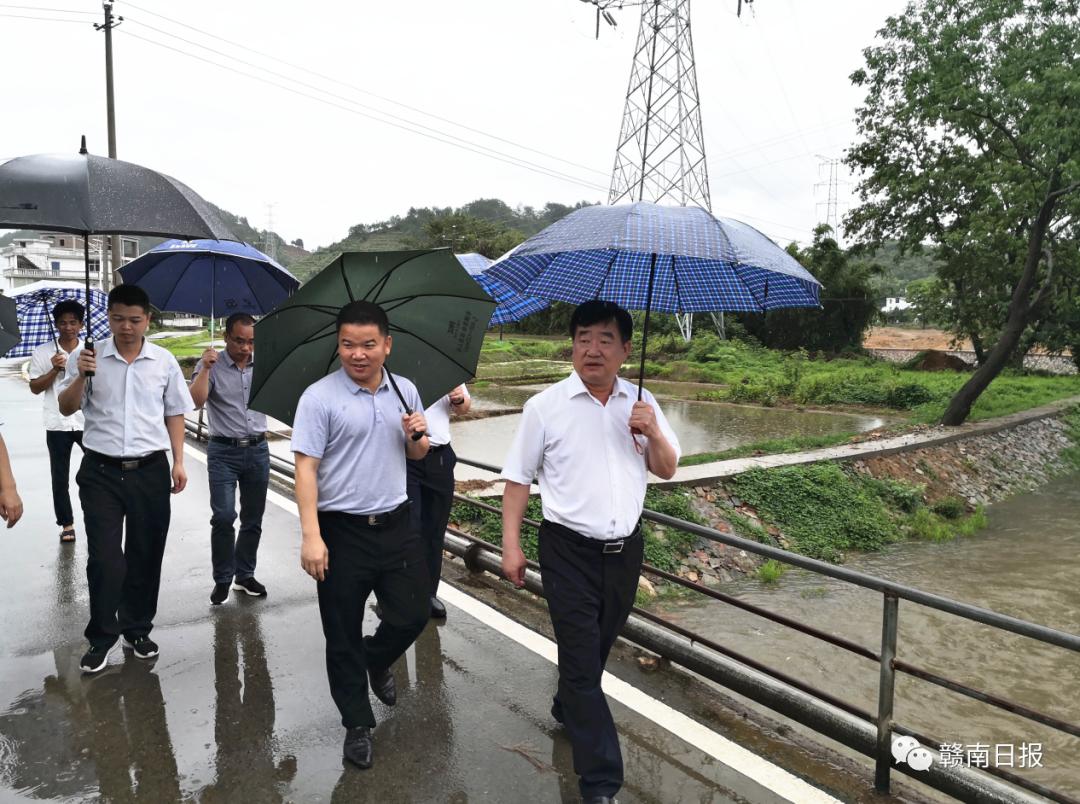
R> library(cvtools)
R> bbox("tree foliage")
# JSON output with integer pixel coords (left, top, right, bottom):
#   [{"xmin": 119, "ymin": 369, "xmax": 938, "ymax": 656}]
[
  {"xmin": 737, "ymin": 225, "xmax": 878, "ymax": 352},
  {"xmin": 845, "ymin": 0, "xmax": 1080, "ymax": 424}
]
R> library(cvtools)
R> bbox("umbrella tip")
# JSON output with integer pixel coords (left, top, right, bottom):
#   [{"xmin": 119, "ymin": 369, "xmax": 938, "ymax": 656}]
[{"xmin": 79, "ymin": 135, "xmax": 87, "ymax": 155}]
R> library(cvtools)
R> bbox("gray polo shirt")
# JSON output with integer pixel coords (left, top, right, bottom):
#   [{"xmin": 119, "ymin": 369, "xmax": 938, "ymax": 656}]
[
  {"xmin": 61, "ymin": 336, "xmax": 194, "ymax": 458},
  {"xmin": 191, "ymin": 351, "xmax": 268, "ymax": 438},
  {"xmin": 291, "ymin": 367, "xmax": 422, "ymax": 516}
]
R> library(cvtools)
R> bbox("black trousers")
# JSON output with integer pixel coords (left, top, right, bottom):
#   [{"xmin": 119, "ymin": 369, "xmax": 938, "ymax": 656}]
[
  {"xmin": 77, "ymin": 451, "xmax": 171, "ymax": 649},
  {"xmin": 538, "ymin": 520, "xmax": 643, "ymax": 800},
  {"xmin": 46, "ymin": 430, "xmax": 83, "ymax": 526},
  {"xmin": 406, "ymin": 444, "xmax": 456, "ymax": 597},
  {"xmin": 316, "ymin": 508, "xmax": 430, "ymax": 729}
]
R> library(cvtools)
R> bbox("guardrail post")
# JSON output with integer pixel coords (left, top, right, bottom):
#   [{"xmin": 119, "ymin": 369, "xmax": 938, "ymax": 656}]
[{"xmin": 875, "ymin": 592, "xmax": 900, "ymax": 792}]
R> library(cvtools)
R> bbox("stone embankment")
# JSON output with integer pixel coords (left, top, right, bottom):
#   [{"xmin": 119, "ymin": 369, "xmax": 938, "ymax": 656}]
[
  {"xmin": 867, "ymin": 347, "xmax": 1076, "ymax": 375},
  {"xmin": 659, "ymin": 404, "xmax": 1078, "ymax": 589}
]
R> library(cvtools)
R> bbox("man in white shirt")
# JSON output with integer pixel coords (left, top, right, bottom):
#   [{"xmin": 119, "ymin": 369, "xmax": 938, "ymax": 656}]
[
  {"xmin": 406, "ymin": 384, "xmax": 471, "ymax": 619},
  {"xmin": 58, "ymin": 284, "xmax": 194, "ymax": 674},
  {"xmin": 501, "ymin": 300, "xmax": 680, "ymax": 804},
  {"xmin": 28, "ymin": 300, "xmax": 85, "ymax": 543}
]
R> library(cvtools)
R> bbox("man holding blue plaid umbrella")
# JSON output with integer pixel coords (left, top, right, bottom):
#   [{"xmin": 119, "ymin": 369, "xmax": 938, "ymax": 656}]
[
  {"xmin": 28, "ymin": 300, "xmax": 85, "ymax": 543},
  {"xmin": 501, "ymin": 300, "xmax": 680, "ymax": 804}
]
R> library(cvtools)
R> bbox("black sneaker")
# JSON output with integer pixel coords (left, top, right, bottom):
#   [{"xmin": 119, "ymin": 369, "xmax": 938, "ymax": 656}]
[
  {"xmin": 343, "ymin": 726, "xmax": 373, "ymax": 769},
  {"xmin": 122, "ymin": 635, "xmax": 159, "ymax": 660},
  {"xmin": 210, "ymin": 582, "xmax": 230, "ymax": 605},
  {"xmin": 232, "ymin": 577, "xmax": 267, "ymax": 597},
  {"xmin": 79, "ymin": 639, "xmax": 118, "ymax": 674}
]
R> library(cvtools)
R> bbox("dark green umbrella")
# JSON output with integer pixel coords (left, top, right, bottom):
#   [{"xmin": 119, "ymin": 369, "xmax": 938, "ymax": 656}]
[
  {"xmin": 249, "ymin": 249, "xmax": 495, "ymax": 425},
  {"xmin": 0, "ymin": 295, "xmax": 21, "ymax": 356}
]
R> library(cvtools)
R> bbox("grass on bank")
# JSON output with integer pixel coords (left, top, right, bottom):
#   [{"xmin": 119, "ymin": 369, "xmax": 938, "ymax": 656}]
[{"xmin": 728, "ymin": 462, "xmax": 988, "ymax": 563}]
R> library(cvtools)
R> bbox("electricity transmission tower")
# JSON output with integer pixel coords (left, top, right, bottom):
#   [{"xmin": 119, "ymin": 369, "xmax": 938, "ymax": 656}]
[
  {"xmin": 594, "ymin": 0, "xmax": 750, "ymax": 340},
  {"xmin": 814, "ymin": 155, "xmax": 846, "ymax": 240},
  {"xmin": 263, "ymin": 203, "xmax": 278, "ymax": 261}
]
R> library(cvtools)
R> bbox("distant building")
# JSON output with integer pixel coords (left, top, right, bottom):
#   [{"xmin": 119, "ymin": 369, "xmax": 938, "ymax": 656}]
[
  {"xmin": 881, "ymin": 296, "xmax": 914, "ymax": 313},
  {"xmin": 0, "ymin": 232, "xmax": 140, "ymax": 294}
]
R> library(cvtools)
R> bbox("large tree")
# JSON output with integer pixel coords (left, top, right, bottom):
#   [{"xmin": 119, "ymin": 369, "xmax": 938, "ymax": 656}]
[{"xmin": 845, "ymin": 0, "xmax": 1080, "ymax": 424}]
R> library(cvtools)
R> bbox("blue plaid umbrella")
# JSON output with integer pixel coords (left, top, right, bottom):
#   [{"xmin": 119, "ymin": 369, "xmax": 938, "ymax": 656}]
[
  {"xmin": 455, "ymin": 253, "xmax": 548, "ymax": 326},
  {"xmin": 5, "ymin": 280, "xmax": 109, "ymax": 358},
  {"xmin": 483, "ymin": 202, "xmax": 822, "ymax": 393}
]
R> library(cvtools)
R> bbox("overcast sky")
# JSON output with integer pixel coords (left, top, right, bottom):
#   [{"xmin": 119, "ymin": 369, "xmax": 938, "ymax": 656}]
[{"xmin": 2, "ymin": 0, "xmax": 909, "ymax": 250}]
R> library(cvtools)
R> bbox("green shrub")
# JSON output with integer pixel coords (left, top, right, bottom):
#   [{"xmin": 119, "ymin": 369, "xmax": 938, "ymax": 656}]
[
  {"xmin": 757, "ymin": 559, "xmax": 787, "ymax": 583},
  {"xmin": 864, "ymin": 476, "xmax": 925, "ymax": 513},
  {"xmin": 930, "ymin": 496, "xmax": 967, "ymax": 519},
  {"xmin": 885, "ymin": 382, "xmax": 935, "ymax": 409}
]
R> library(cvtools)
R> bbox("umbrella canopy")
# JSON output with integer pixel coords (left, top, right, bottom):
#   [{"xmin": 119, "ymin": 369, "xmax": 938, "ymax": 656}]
[
  {"xmin": 4, "ymin": 280, "xmax": 109, "ymax": 358},
  {"xmin": 250, "ymin": 249, "xmax": 496, "ymax": 425},
  {"xmin": 0, "ymin": 141, "xmax": 235, "ymax": 240},
  {"xmin": 120, "ymin": 239, "xmax": 299, "ymax": 339},
  {"xmin": 484, "ymin": 201, "xmax": 821, "ymax": 313},
  {"xmin": 0, "ymin": 137, "xmax": 236, "ymax": 392},
  {"xmin": 0, "ymin": 296, "xmax": 20, "ymax": 357},
  {"xmin": 455, "ymin": 253, "xmax": 549, "ymax": 327}
]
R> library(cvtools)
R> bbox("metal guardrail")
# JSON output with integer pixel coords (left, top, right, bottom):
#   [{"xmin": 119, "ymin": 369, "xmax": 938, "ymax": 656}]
[{"xmin": 184, "ymin": 420, "xmax": 1079, "ymax": 803}]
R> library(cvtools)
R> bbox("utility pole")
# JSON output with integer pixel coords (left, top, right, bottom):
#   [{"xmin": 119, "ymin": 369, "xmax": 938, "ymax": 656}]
[{"xmin": 95, "ymin": 1, "xmax": 123, "ymax": 291}]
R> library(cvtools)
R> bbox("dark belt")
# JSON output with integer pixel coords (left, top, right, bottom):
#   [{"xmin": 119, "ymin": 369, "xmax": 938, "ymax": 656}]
[
  {"xmin": 357, "ymin": 500, "xmax": 411, "ymax": 529},
  {"xmin": 86, "ymin": 449, "xmax": 165, "ymax": 471},
  {"xmin": 541, "ymin": 518, "xmax": 642, "ymax": 554},
  {"xmin": 428, "ymin": 443, "xmax": 451, "ymax": 453},
  {"xmin": 210, "ymin": 434, "xmax": 266, "ymax": 448}
]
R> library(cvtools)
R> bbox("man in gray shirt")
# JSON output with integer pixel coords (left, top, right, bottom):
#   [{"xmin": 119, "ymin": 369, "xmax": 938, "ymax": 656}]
[
  {"xmin": 292, "ymin": 300, "xmax": 430, "ymax": 771},
  {"xmin": 58, "ymin": 284, "xmax": 194, "ymax": 674},
  {"xmin": 190, "ymin": 313, "xmax": 270, "ymax": 605}
]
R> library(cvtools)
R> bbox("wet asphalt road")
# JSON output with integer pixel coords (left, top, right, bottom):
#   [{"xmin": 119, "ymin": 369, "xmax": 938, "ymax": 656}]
[{"xmin": 0, "ymin": 372, "xmax": 800, "ymax": 803}]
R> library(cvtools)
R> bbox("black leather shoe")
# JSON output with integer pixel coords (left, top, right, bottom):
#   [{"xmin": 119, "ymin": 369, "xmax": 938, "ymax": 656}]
[
  {"xmin": 368, "ymin": 665, "xmax": 396, "ymax": 707},
  {"xmin": 343, "ymin": 727, "xmax": 373, "ymax": 769},
  {"xmin": 430, "ymin": 596, "xmax": 447, "ymax": 619},
  {"xmin": 551, "ymin": 698, "xmax": 564, "ymax": 725}
]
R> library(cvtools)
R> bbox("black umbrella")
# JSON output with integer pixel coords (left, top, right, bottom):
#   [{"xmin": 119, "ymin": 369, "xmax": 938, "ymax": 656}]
[
  {"xmin": 0, "ymin": 295, "xmax": 21, "ymax": 356},
  {"xmin": 0, "ymin": 137, "xmax": 236, "ymax": 389}
]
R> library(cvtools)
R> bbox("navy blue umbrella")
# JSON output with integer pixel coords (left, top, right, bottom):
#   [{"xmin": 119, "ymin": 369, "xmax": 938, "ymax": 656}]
[
  {"xmin": 483, "ymin": 202, "xmax": 822, "ymax": 394},
  {"xmin": 120, "ymin": 239, "xmax": 299, "ymax": 340},
  {"xmin": 455, "ymin": 253, "xmax": 548, "ymax": 326}
]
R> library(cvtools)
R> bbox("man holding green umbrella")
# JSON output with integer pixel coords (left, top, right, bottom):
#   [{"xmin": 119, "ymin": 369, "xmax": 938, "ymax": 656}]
[{"xmin": 291, "ymin": 300, "xmax": 431, "ymax": 771}]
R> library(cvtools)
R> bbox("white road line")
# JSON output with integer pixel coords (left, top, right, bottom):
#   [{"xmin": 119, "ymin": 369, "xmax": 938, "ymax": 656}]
[{"xmin": 185, "ymin": 443, "xmax": 839, "ymax": 804}]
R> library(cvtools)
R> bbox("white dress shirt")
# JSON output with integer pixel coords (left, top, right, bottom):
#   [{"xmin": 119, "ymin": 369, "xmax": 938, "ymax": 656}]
[
  {"xmin": 28, "ymin": 341, "xmax": 84, "ymax": 431},
  {"xmin": 501, "ymin": 372, "xmax": 681, "ymax": 541},
  {"xmin": 423, "ymin": 385, "xmax": 471, "ymax": 447},
  {"xmin": 61, "ymin": 336, "xmax": 194, "ymax": 457}
]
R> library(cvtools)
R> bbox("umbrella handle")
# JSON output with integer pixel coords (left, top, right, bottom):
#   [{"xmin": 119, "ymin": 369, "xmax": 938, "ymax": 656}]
[
  {"xmin": 384, "ymin": 368, "xmax": 427, "ymax": 441},
  {"xmin": 84, "ymin": 337, "xmax": 95, "ymax": 377}
]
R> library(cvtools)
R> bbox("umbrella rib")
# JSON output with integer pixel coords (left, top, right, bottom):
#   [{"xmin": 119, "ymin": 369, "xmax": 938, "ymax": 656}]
[
  {"xmin": 258, "ymin": 303, "xmax": 339, "ymax": 324},
  {"xmin": 373, "ymin": 291, "xmax": 495, "ymax": 308},
  {"xmin": 160, "ymin": 255, "xmax": 201, "ymax": 313},
  {"xmin": 339, "ymin": 258, "xmax": 357, "ymax": 302},
  {"xmin": 362, "ymin": 252, "xmax": 433, "ymax": 301},
  {"xmin": 386, "ymin": 324, "xmax": 478, "ymax": 378}
]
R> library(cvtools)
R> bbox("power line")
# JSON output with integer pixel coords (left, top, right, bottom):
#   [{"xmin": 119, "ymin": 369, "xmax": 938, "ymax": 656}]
[
  {"xmin": 118, "ymin": 29, "xmax": 610, "ymax": 194},
  {"xmin": 0, "ymin": 10, "xmax": 89, "ymax": 22},
  {"xmin": 0, "ymin": 3, "xmax": 95, "ymax": 12},
  {"xmin": 121, "ymin": 16, "xmax": 608, "ymax": 193},
  {"xmin": 122, "ymin": 1, "xmax": 611, "ymax": 179}
]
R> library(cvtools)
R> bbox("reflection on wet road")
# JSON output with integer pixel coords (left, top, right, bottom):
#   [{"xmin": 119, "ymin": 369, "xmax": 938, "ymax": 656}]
[{"xmin": 0, "ymin": 375, "xmax": 808, "ymax": 803}]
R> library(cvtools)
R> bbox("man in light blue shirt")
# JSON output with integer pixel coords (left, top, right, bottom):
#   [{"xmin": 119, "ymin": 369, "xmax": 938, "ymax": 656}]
[
  {"xmin": 292, "ymin": 300, "xmax": 429, "ymax": 771},
  {"xmin": 58, "ymin": 284, "xmax": 194, "ymax": 674},
  {"xmin": 190, "ymin": 312, "xmax": 271, "ymax": 605}
]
